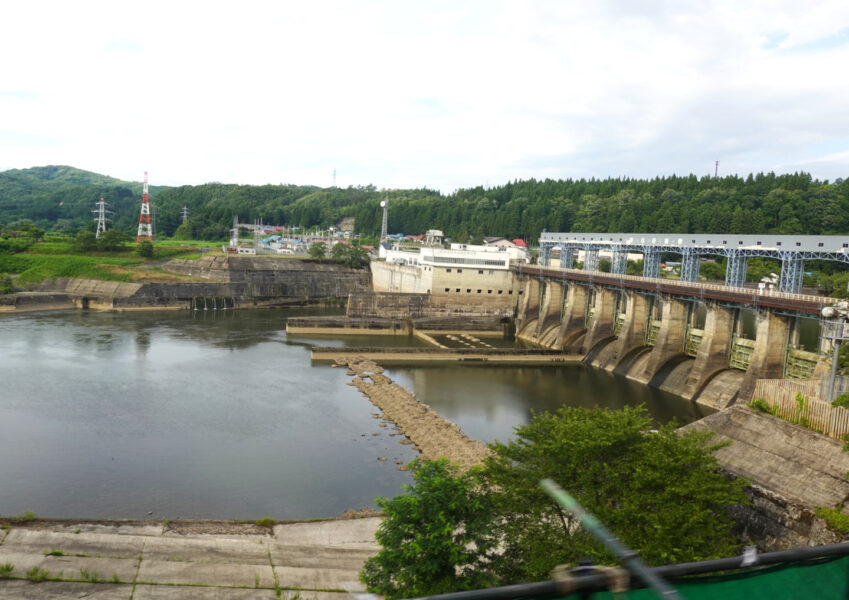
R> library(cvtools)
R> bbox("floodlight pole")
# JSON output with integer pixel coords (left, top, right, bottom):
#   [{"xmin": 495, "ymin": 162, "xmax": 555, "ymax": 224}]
[{"xmin": 540, "ymin": 479, "xmax": 683, "ymax": 600}]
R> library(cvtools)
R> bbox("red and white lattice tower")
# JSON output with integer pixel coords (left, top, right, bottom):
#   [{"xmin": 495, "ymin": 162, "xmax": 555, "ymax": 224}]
[{"xmin": 136, "ymin": 171, "xmax": 153, "ymax": 242}]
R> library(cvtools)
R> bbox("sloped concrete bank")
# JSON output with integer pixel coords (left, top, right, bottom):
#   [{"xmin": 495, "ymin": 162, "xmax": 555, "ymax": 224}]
[{"xmin": 685, "ymin": 405, "xmax": 849, "ymax": 550}]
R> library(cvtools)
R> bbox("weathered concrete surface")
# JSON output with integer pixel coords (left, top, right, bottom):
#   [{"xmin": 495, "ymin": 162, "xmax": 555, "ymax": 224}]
[
  {"xmin": 685, "ymin": 405, "xmax": 849, "ymax": 550},
  {"xmin": 0, "ymin": 518, "xmax": 380, "ymax": 599}
]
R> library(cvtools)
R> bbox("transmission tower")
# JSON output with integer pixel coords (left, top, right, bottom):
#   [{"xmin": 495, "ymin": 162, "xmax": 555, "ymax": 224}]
[
  {"xmin": 181, "ymin": 206, "xmax": 189, "ymax": 224},
  {"xmin": 714, "ymin": 160, "xmax": 719, "ymax": 178},
  {"xmin": 332, "ymin": 168, "xmax": 337, "ymax": 188},
  {"xmin": 136, "ymin": 171, "xmax": 153, "ymax": 242},
  {"xmin": 380, "ymin": 194, "xmax": 389, "ymax": 242},
  {"xmin": 92, "ymin": 194, "xmax": 112, "ymax": 239}
]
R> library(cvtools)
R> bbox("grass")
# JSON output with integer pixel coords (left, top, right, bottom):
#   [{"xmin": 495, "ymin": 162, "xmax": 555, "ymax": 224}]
[
  {"xmin": 79, "ymin": 568, "xmax": 102, "ymax": 583},
  {"xmin": 0, "ymin": 253, "xmax": 140, "ymax": 286},
  {"xmin": 43, "ymin": 548, "xmax": 65, "ymax": 556},
  {"xmin": 255, "ymin": 517, "xmax": 276, "ymax": 528},
  {"xmin": 0, "ymin": 563, "xmax": 13, "ymax": 579},
  {"xmin": 816, "ymin": 506, "xmax": 849, "ymax": 534},
  {"xmin": 26, "ymin": 566, "xmax": 51, "ymax": 582},
  {"xmin": 6, "ymin": 510, "xmax": 37, "ymax": 524}
]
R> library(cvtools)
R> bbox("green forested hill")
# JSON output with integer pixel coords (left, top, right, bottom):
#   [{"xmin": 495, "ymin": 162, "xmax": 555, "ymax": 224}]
[{"xmin": 2, "ymin": 166, "xmax": 847, "ymax": 241}]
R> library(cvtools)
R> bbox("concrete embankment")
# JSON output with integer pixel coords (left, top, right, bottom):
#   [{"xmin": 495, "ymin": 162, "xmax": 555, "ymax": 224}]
[
  {"xmin": 2, "ymin": 256, "xmax": 373, "ymax": 312},
  {"xmin": 336, "ymin": 355, "xmax": 490, "ymax": 470},
  {"xmin": 685, "ymin": 404, "xmax": 849, "ymax": 550},
  {"xmin": 314, "ymin": 346, "xmax": 581, "ymax": 366},
  {"xmin": 0, "ymin": 517, "xmax": 379, "ymax": 599}
]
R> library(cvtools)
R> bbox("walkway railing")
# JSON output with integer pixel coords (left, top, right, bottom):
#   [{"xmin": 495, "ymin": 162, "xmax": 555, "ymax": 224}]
[{"xmin": 514, "ymin": 264, "xmax": 836, "ymax": 314}]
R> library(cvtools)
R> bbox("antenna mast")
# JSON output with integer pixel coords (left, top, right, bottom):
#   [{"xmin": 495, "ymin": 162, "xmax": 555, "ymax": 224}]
[
  {"xmin": 714, "ymin": 160, "xmax": 719, "ymax": 178},
  {"xmin": 93, "ymin": 194, "xmax": 112, "ymax": 239},
  {"xmin": 136, "ymin": 171, "xmax": 153, "ymax": 242}
]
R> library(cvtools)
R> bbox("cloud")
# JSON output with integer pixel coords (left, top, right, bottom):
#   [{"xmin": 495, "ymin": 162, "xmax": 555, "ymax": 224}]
[{"xmin": 1, "ymin": 1, "xmax": 848, "ymax": 191}]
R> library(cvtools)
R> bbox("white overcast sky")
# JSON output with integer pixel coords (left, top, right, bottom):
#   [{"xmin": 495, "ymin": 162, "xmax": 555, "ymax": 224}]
[{"xmin": 1, "ymin": 1, "xmax": 848, "ymax": 192}]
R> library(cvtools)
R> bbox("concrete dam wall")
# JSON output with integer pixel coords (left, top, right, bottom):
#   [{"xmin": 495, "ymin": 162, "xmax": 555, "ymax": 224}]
[{"xmin": 19, "ymin": 256, "xmax": 372, "ymax": 310}]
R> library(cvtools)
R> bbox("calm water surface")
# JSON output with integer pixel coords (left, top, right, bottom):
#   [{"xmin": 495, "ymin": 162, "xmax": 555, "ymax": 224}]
[{"xmin": 0, "ymin": 308, "xmax": 708, "ymax": 519}]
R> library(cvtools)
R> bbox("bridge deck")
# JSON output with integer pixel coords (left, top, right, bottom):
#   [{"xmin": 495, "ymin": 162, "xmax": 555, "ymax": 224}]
[{"xmin": 514, "ymin": 265, "xmax": 834, "ymax": 315}]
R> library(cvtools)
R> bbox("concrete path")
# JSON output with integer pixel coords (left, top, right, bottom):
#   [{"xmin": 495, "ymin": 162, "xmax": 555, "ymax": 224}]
[{"xmin": 0, "ymin": 518, "xmax": 381, "ymax": 599}]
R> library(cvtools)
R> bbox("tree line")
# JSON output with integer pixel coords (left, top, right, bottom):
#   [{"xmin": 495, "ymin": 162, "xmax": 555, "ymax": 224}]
[{"xmin": 2, "ymin": 166, "xmax": 848, "ymax": 243}]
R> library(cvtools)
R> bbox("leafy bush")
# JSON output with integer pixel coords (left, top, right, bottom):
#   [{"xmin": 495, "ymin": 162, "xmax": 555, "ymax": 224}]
[
  {"xmin": 0, "ymin": 272, "xmax": 12, "ymax": 294},
  {"xmin": 137, "ymin": 239, "xmax": 154, "ymax": 258},
  {"xmin": 360, "ymin": 459, "xmax": 497, "ymax": 599},
  {"xmin": 833, "ymin": 392, "xmax": 849, "ymax": 409},
  {"xmin": 0, "ymin": 563, "xmax": 13, "ymax": 579}
]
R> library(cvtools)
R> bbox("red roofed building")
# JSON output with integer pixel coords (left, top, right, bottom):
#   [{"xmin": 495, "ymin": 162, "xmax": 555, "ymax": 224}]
[{"xmin": 512, "ymin": 238, "xmax": 528, "ymax": 248}]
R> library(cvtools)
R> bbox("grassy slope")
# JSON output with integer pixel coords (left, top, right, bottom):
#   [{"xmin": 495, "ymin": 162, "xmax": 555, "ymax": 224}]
[{"xmin": 0, "ymin": 238, "xmax": 206, "ymax": 288}]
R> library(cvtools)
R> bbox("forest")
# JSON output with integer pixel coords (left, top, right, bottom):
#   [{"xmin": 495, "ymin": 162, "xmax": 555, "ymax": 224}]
[{"xmin": 1, "ymin": 166, "xmax": 847, "ymax": 243}]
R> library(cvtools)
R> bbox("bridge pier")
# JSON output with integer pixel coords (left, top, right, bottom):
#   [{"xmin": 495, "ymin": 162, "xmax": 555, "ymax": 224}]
[
  {"xmin": 557, "ymin": 282, "xmax": 589, "ymax": 350},
  {"xmin": 582, "ymin": 287, "xmax": 617, "ymax": 353},
  {"xmin": 605, "ymin": 291, "xmax": 650, "ymax": 369},
  {"xmin": 515, "ymin": 277, "xmax": 540, "ymax": 333},
  {"xmin": 635, "ymin": 298, "xmax": 688, "ymax": 383},
  {"xmin": 536, "ymin": 280, "xmax": 565, "ymax": 344},
  {"xmin": 738, "ymin": 309, "xmax": 792, "ymax": 401},
  {"xmin": 682, "ymin": 303, "xmax": 735, "ymax": 400}
]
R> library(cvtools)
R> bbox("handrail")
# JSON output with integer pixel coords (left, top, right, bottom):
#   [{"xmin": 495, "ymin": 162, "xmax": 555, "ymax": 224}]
[{"xmin": 514, "ymin": 264, "xmax": 835, "ymax": 314}]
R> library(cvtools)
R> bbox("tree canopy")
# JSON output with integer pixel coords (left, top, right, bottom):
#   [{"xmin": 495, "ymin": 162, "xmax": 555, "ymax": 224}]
[
  {"xmin": 361, "ymin": 406, "xmax": 749, "ymax": 597},
  {"xmin": 2, "ymin": 166, "xmax": 848, "ymax": 244}
]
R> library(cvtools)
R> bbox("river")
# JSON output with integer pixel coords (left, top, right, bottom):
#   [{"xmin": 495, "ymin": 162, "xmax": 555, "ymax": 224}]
[{"xmin": 0, "ymin": 307, "xmax": 708, "ymax": 520}]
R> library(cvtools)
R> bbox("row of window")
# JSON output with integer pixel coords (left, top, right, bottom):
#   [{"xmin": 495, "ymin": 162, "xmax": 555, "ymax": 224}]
[
  {"xmin": 429, "ymin": 256, "xmax": 508, "ymax": 266},
  {"xmin": 442, "ymin": 288, "xmax": 524, "ymax": 295},
  {"xmin": 445, "ymin": 268, "xmax": 496, "ymax": 274}
]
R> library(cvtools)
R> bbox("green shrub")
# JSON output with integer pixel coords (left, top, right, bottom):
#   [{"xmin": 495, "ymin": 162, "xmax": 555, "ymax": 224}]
[
  {"xmin": 255, "ymin": 517, "xmax": 276, "ymax": 528},
  {"xmin": 0, "ymin": 272, "xmax": 12, "ymax": 294},
  {"xmin": 832, "ymin": 392, "xmax": 849, "ymax": 409},
  {"xmin": 749, "ymin": 398, "xmax": 773, "ymax": 413},
  {"xmin": 43, "ymin": 548, "xmax": 64, "ymax": 557},
  {"xmin": 816, "ymin": 506, "xmax": 849, "ymax": 534},
  {"xmin": 0, "ymin": 563, "xmax": 13, "ymax": 579}
]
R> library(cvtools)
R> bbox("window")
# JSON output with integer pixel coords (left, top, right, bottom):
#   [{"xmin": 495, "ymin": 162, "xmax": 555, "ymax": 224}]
[
  {"xmin": 498, "ymin": 290, "xmax": 503, "ymax": 294},
  {"xmin": 444, "ymin": 288, "xmax": 450, "ymax": 292},
  {"xmin": 478, "ymin": 270, "xmax": 484, "ymax": 274},
  {"xmin": 777, "ymin": 242, "xmax": 782, "ymax": 246},
  {"xmin": 446, "ymin": 268, "xmax": 452, "ymax": 273},
  {"xmin": 457, "ymin": 269, "xmax": 463, "ymax": 273},
  {"xmin": 796, "ymin": 242, "xmax": 801, "ymax": 247},
  {"xmin": 477, "ymin": 289, "xmax": 482, "ymax": 293},
  {"xmin": 723, "ymin": 240, "xmax": 727, "ymax": 244},
  {"xmin": 518, "ymin": 290, "xmax": 524, "ymax": 295},
  {"xmin": 738, "ymin": 241, "xmax": 743, "ymax": 245},
  {"xmin": 456, "ymin": 288, "xmax": 460, "ymax": 292},
  {"xmin": 487, "ymin": 290, "xmax": 492, "ymax": 294},
  {"xmin": 757, "ymin": 241, "xmax": 762, "ymax": 246},
  {"xmin": 818, "ymin": 242, "xmax": 824, "ymax": 247},
  {"xmin": 508, "ymin": 290, "xmax": 513, "ymax": 295},
  {"xmin": 466, "ymin": 289, "xmax": 471, "ymax": 293}
]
